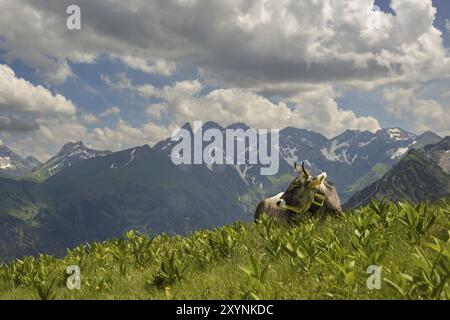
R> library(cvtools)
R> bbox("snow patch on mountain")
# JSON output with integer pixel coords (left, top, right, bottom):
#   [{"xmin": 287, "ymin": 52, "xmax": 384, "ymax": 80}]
[
  {"xmin": 234, "ymin": 164, "xmax": 253, "ymax": 186},
  {"xmin": 48, "ymin": 163, "xmax": 61, "ymax": 176},
  {"xmin": 388, "ymin": 128, "xmax": 402, "ymax": 140},
  {"xmin": 34, "ymin": 142, "xmax": 111, "ymax": 178},
  {"xmin": 0, "ymin": 145, "xmax": 40, "ymax": 178},
  {"xmin": 385, "ymin": 128, "xmax": 414, "ymax": 142},
  {"xmin": 390, "ymin": 147, "xmax": 409, "ymax": 160},
  {"xmin": 320, "ymin": 140, "xmax": 351, "ymax": 163},
  {"xmin": 123, "ymin": 149, "xmax": 136, "ymax": 167},
  {"xmin": 357, "ymin": 137, "xmax": 376, "ymax": 147},
  {"xmin": 111, "ymin": 149, "xmax": 136, "ymax": 170},
  {"xmin": 0, "ymin": 157, "xmax": 13, "ymax": 170}
]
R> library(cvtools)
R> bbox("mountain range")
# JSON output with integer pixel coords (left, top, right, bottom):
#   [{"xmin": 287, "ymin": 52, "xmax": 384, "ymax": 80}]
[
  {"xmin": 0, "ymin": 145, "xmax": 41, "ymax": 179},
  {"xmin": 346, "ymin": 137, "xmax": 450, "ymax": 207},
  {"xmin": 2, "ymin": 123, "xmax": 442, "ymax": 200},
  {"xmin": 27, "ymin": 141, "xmax": 112, "ymax": 181},
  {"xmin": 0, "ymin": 123, "xmax": 447, "ymax": 260},
  {"xmin": 155, "ymin": 123, "xmax": 442, "ymax": 201}
]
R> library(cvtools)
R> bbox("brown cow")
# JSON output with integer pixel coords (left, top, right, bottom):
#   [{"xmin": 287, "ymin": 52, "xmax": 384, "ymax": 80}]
[{"xmin": 254, "ymin": 162, "xmax": 342, "ymax": 223}]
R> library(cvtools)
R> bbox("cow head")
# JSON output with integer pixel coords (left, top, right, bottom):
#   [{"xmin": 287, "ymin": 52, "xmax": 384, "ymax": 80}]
[{"xmin": 276, "ymin": 162, "xmax": 326, "ymax": 214}]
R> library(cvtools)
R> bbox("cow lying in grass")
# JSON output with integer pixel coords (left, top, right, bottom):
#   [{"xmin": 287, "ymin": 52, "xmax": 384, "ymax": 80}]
[{"xmin": 254, "ymin": 162, "xmax": 342, "ymax": 223}]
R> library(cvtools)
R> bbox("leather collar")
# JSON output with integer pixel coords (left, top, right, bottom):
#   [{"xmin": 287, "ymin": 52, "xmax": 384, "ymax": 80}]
[{"xmin": 286, "ymin": 193, "xmax": 326, "ymax": 216}]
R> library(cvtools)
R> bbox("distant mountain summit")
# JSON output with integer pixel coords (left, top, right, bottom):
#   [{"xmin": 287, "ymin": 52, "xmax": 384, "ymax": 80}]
[
  {"xmin": 0, "ymin": 145, "xmax": 41, "ymax": 179},
  {"xmin": 346, "ymin": 137, "xmax": 450, "ymax": 207},
  {"xmin": 334, "ymin": 128, "xmax": 442, "ymax": 200},
  {"xmin": 153, "ymin": 121, "xmax": 285, "ymax": 199},
  {"xmin": 423, "ymin": 136, "xmax": 450, "ymax": 173},
  {"xmin": 413, "ymin": 131, "xmax": 444, "ymax": 149},
  {"xmin": 29, "ymin": 141, "xmax": 111, "ymax": 181}
]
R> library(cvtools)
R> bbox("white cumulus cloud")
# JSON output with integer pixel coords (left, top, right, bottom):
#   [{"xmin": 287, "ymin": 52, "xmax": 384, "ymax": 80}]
[
  {"xmin": 141, "ymin": 80, "xmax": 380, "ymax": 137},
  {"xmin": 384, "ymin": 87, "xmax": 450, "ymax": 136},
  {"xmin": 0, "ymin": 64, "xmax": 76, "ymax": 117}
]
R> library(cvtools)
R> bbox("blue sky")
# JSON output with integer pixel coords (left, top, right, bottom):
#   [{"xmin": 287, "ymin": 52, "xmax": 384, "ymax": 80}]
[{"xmin": 0, "ymin": 0, "xmax": 449, "ymax": 160}]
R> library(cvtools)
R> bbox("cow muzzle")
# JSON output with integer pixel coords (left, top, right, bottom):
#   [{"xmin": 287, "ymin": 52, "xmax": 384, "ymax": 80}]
[{"xmin": 276, "ymin": 199, "xmax": 287, "ymax": 209}]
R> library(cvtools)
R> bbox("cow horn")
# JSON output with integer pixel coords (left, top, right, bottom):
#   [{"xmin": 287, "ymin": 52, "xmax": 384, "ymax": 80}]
[
  {"xmin": 294, "ymin": 161, "xmax": 301, "ymax": 173},
  {"xmin": 302, "ymin": 162, "xmax": 310, "ymax": 179}
]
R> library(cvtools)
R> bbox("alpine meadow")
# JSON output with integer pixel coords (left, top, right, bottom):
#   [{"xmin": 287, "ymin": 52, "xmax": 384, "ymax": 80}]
[{"xmin": 1, "ymin": 200, "xmax": 449, "ymax": 300}]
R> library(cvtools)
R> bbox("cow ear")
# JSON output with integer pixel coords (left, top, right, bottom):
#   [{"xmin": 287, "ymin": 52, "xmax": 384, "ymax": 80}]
[{"xmin": 311, "ymin": 172, "xmax": 326, "ymax": 188}]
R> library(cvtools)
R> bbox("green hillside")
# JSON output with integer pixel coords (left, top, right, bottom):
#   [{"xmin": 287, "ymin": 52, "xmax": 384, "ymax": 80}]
[
  {"xmin": 341, "ymin": 163, "xmax": 391, "ymax": 202},
  {"xmin": 0, "ymin": 145, "xmax": 251, "ymax": 260},
  {"xmin": 346, "ymin": 149, "xmax": 450, "ymax": 208},
  {"xmin": 1, "ymin": 200, "xmax": 449, "ymax": 300}
]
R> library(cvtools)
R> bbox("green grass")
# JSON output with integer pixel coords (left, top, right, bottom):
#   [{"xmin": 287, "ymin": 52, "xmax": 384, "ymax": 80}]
[
  {"xmin": 342, "ymin": 163, "xmax": 390, "ymax": 201},
  {"xmin": 0, "ymin": 199, "xmax": 449, "ymax": 300}
]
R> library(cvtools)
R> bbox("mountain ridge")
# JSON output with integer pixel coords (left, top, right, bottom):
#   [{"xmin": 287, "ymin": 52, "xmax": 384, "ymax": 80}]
[
  {"xmin": 0, "ymin": 124, "xmax": 444, "ymax": 205},
  {"xmin": 0, "ymin": 145, "xmax": 41, "ymax": 179},
  {"xmin": 27, "ymin": 141, "xmax": 112, "ymax": 181},
  {"xmin": 345, "ymin": 137, "xmax": 450, "ymax": 207}
]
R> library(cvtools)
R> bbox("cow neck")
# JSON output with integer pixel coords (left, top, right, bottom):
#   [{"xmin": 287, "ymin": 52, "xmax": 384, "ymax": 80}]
[{"xmin": 286, "ymin": 192, "xmax": 326, "ymax": 217}]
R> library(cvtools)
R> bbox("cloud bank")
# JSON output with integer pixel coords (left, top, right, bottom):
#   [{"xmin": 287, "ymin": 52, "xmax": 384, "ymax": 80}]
[{"xmin": 0, "ymin": 0, "xmax": 449, "ymax": 159}]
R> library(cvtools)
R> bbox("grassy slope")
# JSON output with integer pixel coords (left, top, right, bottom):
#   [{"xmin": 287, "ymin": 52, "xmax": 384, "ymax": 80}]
[
  {"xmin": 341, "ymin": 163, "xmax": 390, "ymax": 202},
  {"xmin": 346, "ymin": 150, "xmax": 450, "ymax": 208},
  {"xmin": 0, "ymin": 200, "xmax": 449, "ymax": 300}
]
